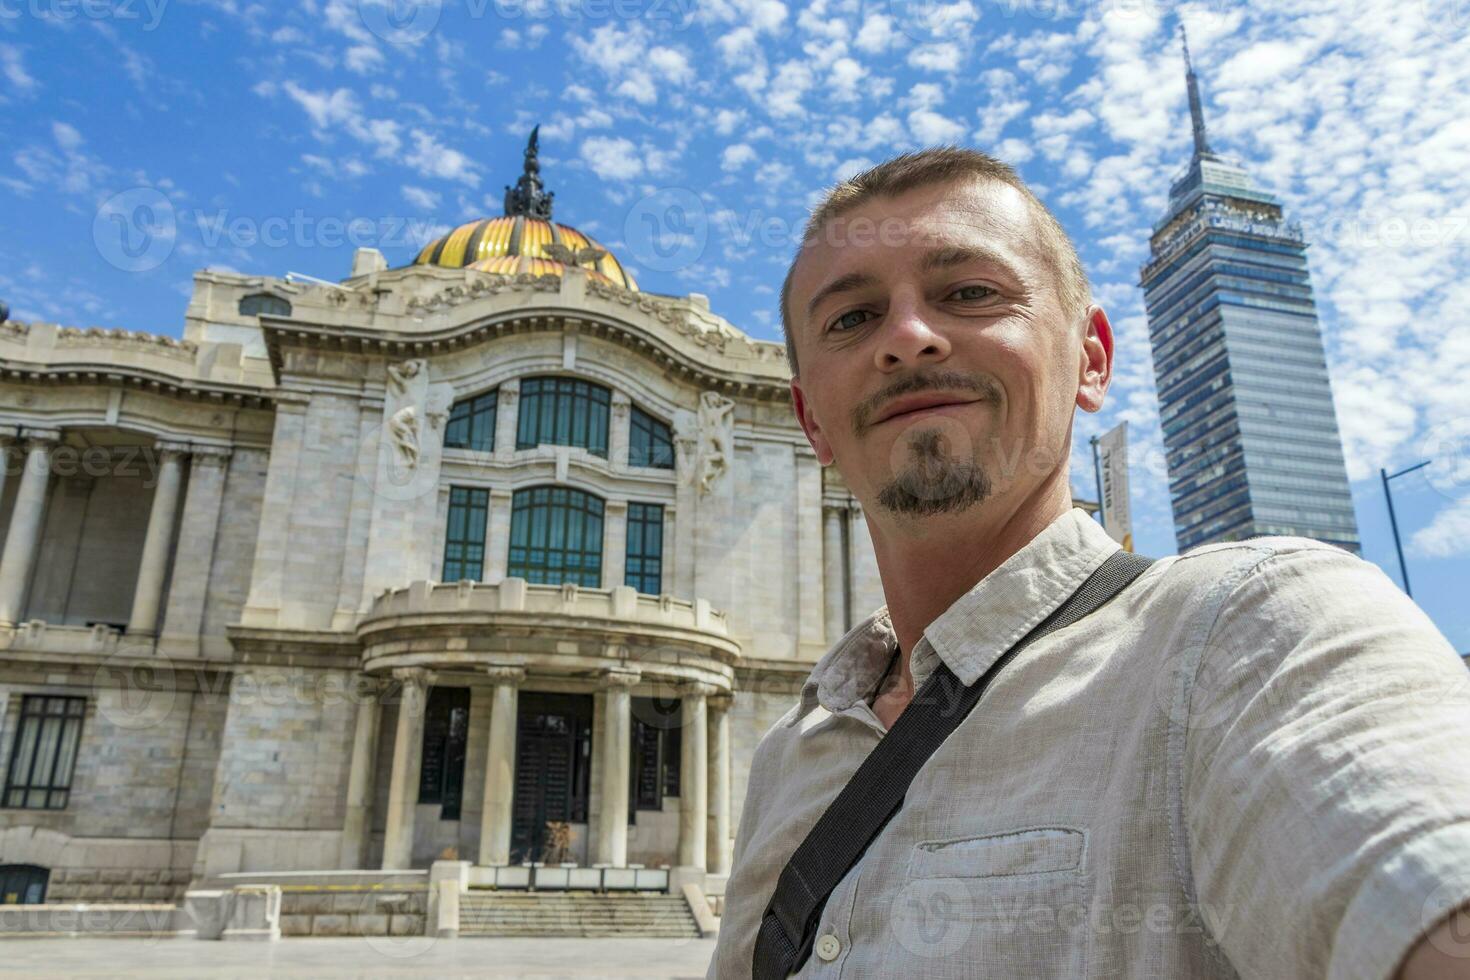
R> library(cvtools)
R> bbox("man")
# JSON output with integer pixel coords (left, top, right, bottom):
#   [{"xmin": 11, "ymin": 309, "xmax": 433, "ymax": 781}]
[{"xmin": 708, "ymin": 146, "xmax": 1470, "ymax": 979}]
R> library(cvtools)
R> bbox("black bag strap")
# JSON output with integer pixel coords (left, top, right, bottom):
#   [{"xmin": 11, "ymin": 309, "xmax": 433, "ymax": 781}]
[{"xmin": 752, "ymin": 549, "xmax": 1155, "ymax": 980}]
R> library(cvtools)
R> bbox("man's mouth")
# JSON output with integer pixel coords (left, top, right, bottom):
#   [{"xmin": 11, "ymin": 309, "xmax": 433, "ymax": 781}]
[{"xmin": 874, "ymin": 393, "xmax": 982, "ymax": 425}]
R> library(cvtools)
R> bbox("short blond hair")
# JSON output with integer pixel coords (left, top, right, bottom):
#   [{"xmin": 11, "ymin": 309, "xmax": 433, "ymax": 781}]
[{"xmin": 779, "ymin": 145, "xmax": 1091, "ymax": 376}]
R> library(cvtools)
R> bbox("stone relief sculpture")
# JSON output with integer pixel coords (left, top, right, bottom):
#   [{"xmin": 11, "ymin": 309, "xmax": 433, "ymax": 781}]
[
  {"xmin": 672, "ymin": 408, "xmax": 699, "ymax": 488},
  {"xmin": 695, "ymin": 391, "xmax": 734, "ymax": 495},
  {"xmin": 386, "ymin": 358, "xmax": 425, "ymax": 397},
  {"xmin": 388, "ymin": 406, "xmax": 419, "ymax": 470}
]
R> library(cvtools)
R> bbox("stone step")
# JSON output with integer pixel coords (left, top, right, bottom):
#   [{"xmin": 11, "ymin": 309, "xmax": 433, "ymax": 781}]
[{"xmin": 458, "ymin": 893, "xmax": 700, "ymax": 938}]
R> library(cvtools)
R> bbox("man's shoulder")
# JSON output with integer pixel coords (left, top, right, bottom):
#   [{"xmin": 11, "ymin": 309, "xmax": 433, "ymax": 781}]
[{"xmin": 1157, "ymin": 533, "xmax": 1368, "ymax": 594}]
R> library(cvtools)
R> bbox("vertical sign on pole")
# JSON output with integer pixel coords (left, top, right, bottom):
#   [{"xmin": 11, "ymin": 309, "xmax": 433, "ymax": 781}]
[{"xmin": 1098, "ymin": 422, "xmax": 1134, "ymax": 552}]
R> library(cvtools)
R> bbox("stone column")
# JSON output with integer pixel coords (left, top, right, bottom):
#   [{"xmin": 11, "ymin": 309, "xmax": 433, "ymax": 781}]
[
  {"xmin": 382, "ymin": 667, "xmax": 430, "ymax": 870},
  {"xmin": 677, "ymin": 682, "xmax": 712, "ymax": 870},
  {"xmin": 822, "ymin": 505, "xmax": 847, "ymax": 643},
  {"xmin": 0, "ymin": 432, "xmax": 59, "ymax": 628},
  {"xmin": 609, "ymin": 393, "xmax": 631, "ymax": 472},
  {"xmin": 593, "ymin": 669, "xmax": 639, "ymax": 867},
  {"xmin": 603, "ymin": 501, "xmax": 628, "ymax": 591},
  {"xmin": 485, "ymin": 489, "xmax": 513, "ymax": 582},
  {"xmin": 340, "ymin": 676, "xmax": 383, "ymax": 869},
  {"xmin": 160, "ymin": 447, "xmax": 232, "ymax": 653},
  {"xmin": 479, "ymin": 665, "xmax": 525, "ymax": 866},
  {"xmin": 706, "ymin": 692, "xmax": 733, "ymax": 876},
  {"xmin": 493, "ymin": 380, "xmax": 520, "ymax": 462},
  {"xmin": 127, "ymin": 444, "xmax": 189, "ymax": 637}
]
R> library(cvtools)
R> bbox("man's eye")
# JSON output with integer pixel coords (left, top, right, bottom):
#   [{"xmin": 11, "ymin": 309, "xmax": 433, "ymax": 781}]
[
  {"xmin": 830, "ymin": 309, "xmax": 874, "ymax": 332},
  {"xmin": 949, "ymin": 284, "xmax": 995, "ymax": 301}
]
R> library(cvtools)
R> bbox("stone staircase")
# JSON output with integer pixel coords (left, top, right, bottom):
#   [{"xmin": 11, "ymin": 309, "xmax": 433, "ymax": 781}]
[{"xmin": 459, "ymin": 891, "xmax": 701, "ymax": 938}]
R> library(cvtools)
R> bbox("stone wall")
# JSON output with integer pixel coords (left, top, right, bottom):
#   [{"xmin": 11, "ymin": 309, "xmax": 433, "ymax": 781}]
[
  {"xmin": 44, "ymin": 866, "xmax": 191, "ymax": 904},
  {"xmin": 277, "ymin": 884, "xmax": 427, "ymax": 938}
]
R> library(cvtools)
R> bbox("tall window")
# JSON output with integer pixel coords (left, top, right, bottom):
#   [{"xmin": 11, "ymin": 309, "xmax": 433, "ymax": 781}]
[
  {"xmin": 442, "ymin": 487, "xmax": 488, "ymax": 582},
  {"xmin": 3, "ymin": 695, "xmax": 85, "ymax": 810},
  {"xmin": 628, "ymin": 405, "xmax": 675, "ymax": 469},
  {"xmin": 238, "ymin": 293, "xmax": 291, "ymax": 317},
  {"xmin": 508, "ymin": 486, "xmax": 604, "ymax": 587},
  {"xmin": 418, "ymin": 687, "xmax": 470, "ymax": 821},
  {"xmin": 516, "ymin": 376, "xmax": 610, "ymax": 458},
  {"xmin": 630, "ymin": 696, "xmax": 682, "ymax": 820},
  {"xmin": 444, "ymin": 390, "xmax": 497, "ymax": 452},
  {"xmin": 624, "ymin": 502, "xmax": 664, "ymax": 595}
]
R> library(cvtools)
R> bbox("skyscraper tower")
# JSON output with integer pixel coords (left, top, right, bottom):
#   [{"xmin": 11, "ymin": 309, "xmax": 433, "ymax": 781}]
[{"xmin": 1139, "ymin": 28, "xmax": 1360, "ymax": 553}]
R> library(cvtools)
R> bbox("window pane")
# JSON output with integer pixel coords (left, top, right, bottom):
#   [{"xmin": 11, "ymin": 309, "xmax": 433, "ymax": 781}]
[{"xmin": 508, "ymin": 487, "xmax": 606, "ymax": 587}]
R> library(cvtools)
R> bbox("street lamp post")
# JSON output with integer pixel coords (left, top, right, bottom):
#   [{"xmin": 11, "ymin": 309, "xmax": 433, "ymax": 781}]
[{"xmin": 1380, "ymin": 460, "xmax": 1430, "ymax": 598}]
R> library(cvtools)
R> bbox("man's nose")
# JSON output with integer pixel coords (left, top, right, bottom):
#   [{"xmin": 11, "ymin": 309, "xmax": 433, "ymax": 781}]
[{"xmin": 875, "ymin": 294, "xmax": 950, "ymax": 369}]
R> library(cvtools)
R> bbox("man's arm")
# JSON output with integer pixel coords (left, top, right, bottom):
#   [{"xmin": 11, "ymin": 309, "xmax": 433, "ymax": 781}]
[
  {"xmin": 1182, "ymin": 541, "xmax": 1470, "ymax": 980},
  {"xmin": 1398, "ymin": 902, "xmax": 1470, "ymax": 980}
]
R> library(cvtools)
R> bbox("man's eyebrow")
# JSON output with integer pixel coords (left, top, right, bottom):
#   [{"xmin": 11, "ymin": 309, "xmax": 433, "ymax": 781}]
[
  {"xmin": 804, "ymin": 271, "xmax": 877, "ymax": 324},
  {"xmin": 918, "ymin": 243, "xmax": 1020, "ymax": 277}
]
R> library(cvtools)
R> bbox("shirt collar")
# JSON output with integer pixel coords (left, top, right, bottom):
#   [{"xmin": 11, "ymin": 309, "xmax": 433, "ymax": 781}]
[{"xmin": 795, "ymin": 507, "xmax": 1121, "ymax": 722}]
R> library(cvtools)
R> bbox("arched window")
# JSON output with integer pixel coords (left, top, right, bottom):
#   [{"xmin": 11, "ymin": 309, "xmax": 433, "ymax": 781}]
[
  {"xmin": 515, "ymin": 376, "xmax": 610, "ymax": 458},
  {"xmin": 238, "ymin": 293, "xmax": 292, "ymax": 317},
  {"xmin": 444, "ymin": 390, "xmax": 498, "ymax": 452},
  {"xmin": 508, "ymin": 486, "xmax": 604, "ymax": 587},
  {"xmin": 628, "ymin": 405, "xmax": 674, "ymax": 469},
  {"xmin": 0, "ymin": 865, "xmax": 49, "ymax": 905}
]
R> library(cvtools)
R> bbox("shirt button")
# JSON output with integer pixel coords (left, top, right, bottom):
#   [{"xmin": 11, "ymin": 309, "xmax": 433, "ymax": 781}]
[{"xmin": 815, "ymin": 933, "xmax": 842, "ymax": 962}]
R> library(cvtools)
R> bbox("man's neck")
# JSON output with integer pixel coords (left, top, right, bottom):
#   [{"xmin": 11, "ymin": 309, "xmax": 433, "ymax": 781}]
[{"xmin": 863, "ymin": 475, "xmax": 1074, "ymax": 726}]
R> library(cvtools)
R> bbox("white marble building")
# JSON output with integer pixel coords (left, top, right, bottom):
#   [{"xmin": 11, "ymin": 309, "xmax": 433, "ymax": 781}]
[{"xmin": 0, "ymin": 140, "xmax": 1095, "ymax": 908}]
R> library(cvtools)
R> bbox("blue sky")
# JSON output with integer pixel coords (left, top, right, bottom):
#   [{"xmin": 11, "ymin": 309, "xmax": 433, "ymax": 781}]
[{"xmin": 3, "ymin": 0, "xmax": 1468, "ymax": 649}]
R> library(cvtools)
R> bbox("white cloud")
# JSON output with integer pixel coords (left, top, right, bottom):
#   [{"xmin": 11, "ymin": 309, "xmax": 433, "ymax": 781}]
[
  {"xmin": 908, "ymin": 42, "xmax": 962, "ymax": 74},
  {"xmin": 1412, "ymin": 497, "xmax": 1470, "ymax": 559},
  {"xmin": 0, "ymin": 45, "xmax": 37, "ymax": 97},
  {"xmin": 403, "ymin": 130, "xmax": 480, "ymax": 186},
  {"xmin": 402, "ymin": 185, "xmax": 441, "ymax": 211},
  {"xmin": 344, "ymin": 45, "xmax": 384, "ymax": 74},
  {"xmin": 854, "ymin": 14, "xmax": 897, "ymax": 54},
  {"xmin": 722, "ymin": 143, "xmax": 757, "ymax": 171},
  {"xmin": 581, "ymin": 136, "xmax": 644, "ymax": 180},
  {"xmin": 908, "ymin": 109, "xmax": 965, "ymax": 144}
]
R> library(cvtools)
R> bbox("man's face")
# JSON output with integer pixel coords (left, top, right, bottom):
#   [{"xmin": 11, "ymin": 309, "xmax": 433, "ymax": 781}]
[{"xmin": 787, "ymin": 177, "xmax": 1092, "ymax": 521}]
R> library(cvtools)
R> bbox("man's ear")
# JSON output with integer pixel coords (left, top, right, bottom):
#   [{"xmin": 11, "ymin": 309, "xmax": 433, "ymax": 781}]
[
  {"xmin": 791, "ymin": 377, "xmax": 836, "ymax": 466},
  {"xmin": 1077, "ymin": 306, "xmax": 1113, "ymax": 414}
]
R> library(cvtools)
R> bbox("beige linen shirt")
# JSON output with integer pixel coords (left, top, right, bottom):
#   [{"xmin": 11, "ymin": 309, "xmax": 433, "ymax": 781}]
[{"xmin": 710, "ymin": 506, "xmax": 1470, "ymax": 980}]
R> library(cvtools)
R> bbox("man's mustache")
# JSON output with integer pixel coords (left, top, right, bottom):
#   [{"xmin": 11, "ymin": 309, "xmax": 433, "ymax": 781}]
[{"xmin": 853, "ymin": 371, "xmax": 1002, "ymax": 435}]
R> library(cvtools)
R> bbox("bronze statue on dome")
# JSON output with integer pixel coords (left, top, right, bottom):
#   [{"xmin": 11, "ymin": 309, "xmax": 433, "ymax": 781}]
[{"xmin": 503, "ymin": 125, "xmax": 555, "ymax": 220}]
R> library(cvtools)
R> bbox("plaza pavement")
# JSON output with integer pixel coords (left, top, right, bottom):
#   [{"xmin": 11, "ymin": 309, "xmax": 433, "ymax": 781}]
[{"xmin": 0, "ymin": 936, "xmax": 719, "ymax": 978}]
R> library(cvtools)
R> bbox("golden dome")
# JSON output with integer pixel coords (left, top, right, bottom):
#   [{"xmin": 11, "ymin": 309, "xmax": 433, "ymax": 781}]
[
  {"xmin": 412, "ymin": 216, "xmax": 638, "ymax": 291},
  {"xmin": 410, "ymin": 126, "xmax": 638, "ymax": 291}
]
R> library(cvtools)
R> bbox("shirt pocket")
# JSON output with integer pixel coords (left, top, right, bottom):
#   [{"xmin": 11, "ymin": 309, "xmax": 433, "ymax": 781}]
[
  {"xmin": 880, "ymin": 826, "xmax": 1094, "ymax": 980},
  {"xmin": 907, "ymin": 825, "xmax": 1087, "ymax": 881}
]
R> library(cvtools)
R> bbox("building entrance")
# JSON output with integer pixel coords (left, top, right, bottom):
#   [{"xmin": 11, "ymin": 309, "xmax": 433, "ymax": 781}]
[{"xmin": 510, "ymin": 692, "xmax": 593, "ymax": 863}]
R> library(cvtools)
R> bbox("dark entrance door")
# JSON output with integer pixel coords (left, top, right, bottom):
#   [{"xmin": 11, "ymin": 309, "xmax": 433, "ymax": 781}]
[
  {"xmin": 510, "ymin": 692, "xmax": 593, "ymax": 864},
  {"xmin": 0, "ymin": 865, "xmax": 48, "ymax": 904}
]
